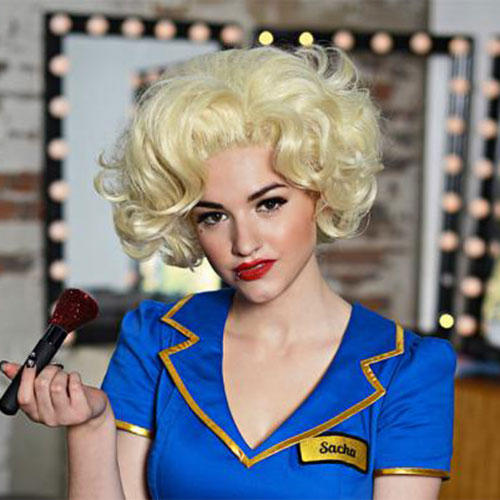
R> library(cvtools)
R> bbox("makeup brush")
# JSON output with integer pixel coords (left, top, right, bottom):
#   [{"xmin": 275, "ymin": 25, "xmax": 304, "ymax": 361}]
[{"xmin": 0, "ymin": 289, "xmax": 99, "ymax": 416}]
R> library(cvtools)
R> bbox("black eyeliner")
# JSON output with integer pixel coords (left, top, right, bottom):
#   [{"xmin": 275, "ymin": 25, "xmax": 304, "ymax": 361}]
[
  {"xmin": 196, "ymin": 211, "xmax": 221, "ymax": 223},
  {"xmin": 195, "ymin": 196, "xmax": 288, "ymax": 225},
  {"xmin": 257, "ymin": 196, "xmax": 288, "ymax": 208}
]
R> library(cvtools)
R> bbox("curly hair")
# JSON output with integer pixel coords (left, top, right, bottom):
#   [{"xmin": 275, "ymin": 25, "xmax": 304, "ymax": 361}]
[{"xmin": 94, "ymin": 43, "xmax": 384, "ymax": 269}]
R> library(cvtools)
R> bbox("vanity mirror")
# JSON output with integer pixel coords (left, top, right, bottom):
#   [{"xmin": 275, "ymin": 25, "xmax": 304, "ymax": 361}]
[{"xmin": 43, "ymin": 12, "xmax": 243, "ymax": 342}]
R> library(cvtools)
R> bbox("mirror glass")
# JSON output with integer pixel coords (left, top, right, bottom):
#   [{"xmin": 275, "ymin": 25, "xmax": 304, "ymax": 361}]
[{"xmin": 64, "ymin": 35, "xmax": 222, "ymax": 296}]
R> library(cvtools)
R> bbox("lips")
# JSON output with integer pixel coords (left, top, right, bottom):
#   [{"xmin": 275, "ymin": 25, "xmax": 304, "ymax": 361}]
[
  {"xmin": 234, "ymin": 259, "xmax": 277, "ymax": 281},
  {"xmin": 234, "ymin": 259, "xmax": 275, "ymax": 272}
]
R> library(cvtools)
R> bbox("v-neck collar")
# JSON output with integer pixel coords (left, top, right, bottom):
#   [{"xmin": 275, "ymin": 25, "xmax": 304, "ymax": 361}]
[
  {"xmin": 220, "ymin": 289, "xmax": 358, "ymax": 452},
  {"xmin": 158, "ymin": 287, "xmax": 404, "ymax": 468}
]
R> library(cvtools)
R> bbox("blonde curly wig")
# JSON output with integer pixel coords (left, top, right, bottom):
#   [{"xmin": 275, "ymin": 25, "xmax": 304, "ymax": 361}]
[{"xmin": 94, "ymin": 43, "xmax": 384, "ymax": 269}]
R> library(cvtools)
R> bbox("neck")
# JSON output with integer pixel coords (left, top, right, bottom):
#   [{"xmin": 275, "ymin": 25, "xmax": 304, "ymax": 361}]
[{"xmin": 228, "ymin": 251, "xmax": 351, "ymax": 351}]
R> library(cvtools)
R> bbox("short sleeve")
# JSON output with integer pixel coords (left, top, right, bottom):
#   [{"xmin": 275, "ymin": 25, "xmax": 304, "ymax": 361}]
[
  {"xmin": 100, "ymin": 301, "xmax": 165, "ymax": 438},
  {"xmin": 374, "ymin": 335, "xmax": 457, "ymax": 480}
]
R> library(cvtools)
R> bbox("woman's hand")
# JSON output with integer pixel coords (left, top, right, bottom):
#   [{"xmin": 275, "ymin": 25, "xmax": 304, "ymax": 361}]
[{"xmin": 0, "ymin": 361, "xmax": 109, "ymax": 429}]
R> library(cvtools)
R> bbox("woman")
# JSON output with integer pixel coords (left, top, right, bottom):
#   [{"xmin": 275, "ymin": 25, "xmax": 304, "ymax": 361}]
[{"xmin": 2, "ymin": 43, "xmax": 456, "ymax": 500}]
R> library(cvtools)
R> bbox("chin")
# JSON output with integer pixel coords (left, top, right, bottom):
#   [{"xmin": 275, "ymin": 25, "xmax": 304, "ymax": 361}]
[{"xmin": 233, "ymin": 279, "xmax": 285, "ymax": 304}]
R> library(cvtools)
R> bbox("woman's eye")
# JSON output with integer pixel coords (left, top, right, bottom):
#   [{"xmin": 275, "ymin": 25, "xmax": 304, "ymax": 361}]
[
  {"xmin": 257, "ymin": 196, "xmax": 288, "ymax": 212},
  {"xmin": 196, "ymin": 212, "xmax": 226, "ymax": 226},
  {"xmin": 195, "ymin": 197, "xmax": 287, "ymax": 227}
]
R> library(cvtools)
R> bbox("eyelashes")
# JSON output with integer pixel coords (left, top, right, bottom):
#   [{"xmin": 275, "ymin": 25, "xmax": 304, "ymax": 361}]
[
  {"xmin": 195, "ymin": 196, "xmax": 288, "ymax": 227},
  {"xmin": 196, "ymin": 211, "xmax": 225, "ymax": 226}
]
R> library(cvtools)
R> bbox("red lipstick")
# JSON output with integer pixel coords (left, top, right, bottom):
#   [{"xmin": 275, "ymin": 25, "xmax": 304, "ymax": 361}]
[{"xmin": 234, "ymin": 259, "xmax": 276, "ymax": 281}]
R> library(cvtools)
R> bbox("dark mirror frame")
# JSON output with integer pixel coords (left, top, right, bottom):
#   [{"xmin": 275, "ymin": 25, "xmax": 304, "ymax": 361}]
[
  {"xmin": 248, "ymin": 28, "xmax": 498, "ymax": 355},
  {"xmin": 42, "ymin": 12, "xmax": 242, "ymax": 343}
]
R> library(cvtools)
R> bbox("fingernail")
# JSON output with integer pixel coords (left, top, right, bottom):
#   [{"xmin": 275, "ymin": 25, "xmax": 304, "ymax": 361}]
[
  {"xmin": 52, "ymin": 363, "xmax": 64, "ymax": 369},
  {"xmin": 0, "ymin": 360, "xmax": 8, "ymax": 374}
]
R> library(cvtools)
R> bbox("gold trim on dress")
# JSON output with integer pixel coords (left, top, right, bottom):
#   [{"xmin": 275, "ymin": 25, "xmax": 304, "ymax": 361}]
[
  {"xmin": 116, "ymin": 419, "xmax": 152, "ymax": 438},
  {"xmin": 374, "ymin": 467, "xmax": 450, "ymax": 480},
  {"xmin": 159, "ymin": 294, "xmax": 405, "ymax": 468}
]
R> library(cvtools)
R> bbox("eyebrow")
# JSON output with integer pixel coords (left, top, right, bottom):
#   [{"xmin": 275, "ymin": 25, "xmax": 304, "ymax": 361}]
[{"xmin": 194, "ymin": 182, "xmax": 288, "ymax": 209}]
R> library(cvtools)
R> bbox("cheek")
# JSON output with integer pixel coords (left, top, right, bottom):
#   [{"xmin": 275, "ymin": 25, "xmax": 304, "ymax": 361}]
[
  {"xmin": 270, "ymin": 204, "xmax": 317, "ymax": 250},
  {"xmin": 196, "ymin": 227, "xmax": 227, "ymax": 260}
]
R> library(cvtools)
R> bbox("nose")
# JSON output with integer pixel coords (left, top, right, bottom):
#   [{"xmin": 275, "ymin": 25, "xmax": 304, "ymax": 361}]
[{"xmin": 231, "ymin": 214, "xmax": 262, "ymax": 257}]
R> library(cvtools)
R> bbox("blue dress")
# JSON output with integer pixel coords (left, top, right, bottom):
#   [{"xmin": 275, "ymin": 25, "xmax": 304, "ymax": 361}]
[{"xmin": 100, "ymin": 286, "xmax": 456, "ymax": 500}]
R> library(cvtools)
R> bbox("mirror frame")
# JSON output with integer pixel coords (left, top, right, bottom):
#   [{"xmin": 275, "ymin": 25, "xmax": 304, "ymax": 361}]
[{"xmin": 249, "ymin": 27, "xmax": 496, "ymax": 354}]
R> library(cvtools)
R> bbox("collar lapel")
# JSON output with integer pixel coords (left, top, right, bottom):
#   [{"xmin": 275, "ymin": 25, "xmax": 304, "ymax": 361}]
[{"xmin": 158, "ymin": 288, "xmax": 404, "ymax": 468}]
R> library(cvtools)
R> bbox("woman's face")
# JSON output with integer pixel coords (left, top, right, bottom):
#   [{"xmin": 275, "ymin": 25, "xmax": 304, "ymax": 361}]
[{"xmin": 190, "ymin": 145, "xmax": 318, "ymax": 303}]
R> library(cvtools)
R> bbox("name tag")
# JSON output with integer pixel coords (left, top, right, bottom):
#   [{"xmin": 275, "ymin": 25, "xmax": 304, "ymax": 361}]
[{"xmin": 298, "ymin": 432, "xmax": 368, "ymax": 473}]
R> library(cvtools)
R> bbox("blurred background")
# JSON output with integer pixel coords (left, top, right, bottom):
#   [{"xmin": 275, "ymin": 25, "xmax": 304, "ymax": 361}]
[{"xmin": 1, "ymin": 0, "xmax": 500, "ymax": 498}]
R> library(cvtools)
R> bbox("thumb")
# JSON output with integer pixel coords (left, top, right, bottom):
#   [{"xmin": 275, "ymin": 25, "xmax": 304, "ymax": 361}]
[
  {"xmin": 79, "ymin": 383, "xmax": 110, "ymax": 422},
  {"xmin": 70, "ymin": 382, "xmax": 114, "ymax": 425}
]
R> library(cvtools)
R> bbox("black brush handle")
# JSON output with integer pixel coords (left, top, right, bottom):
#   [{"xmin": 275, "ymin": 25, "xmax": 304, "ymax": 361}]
[{"xmin": 0, "ymin": 324, "xmax": 67, "ymax": 415}]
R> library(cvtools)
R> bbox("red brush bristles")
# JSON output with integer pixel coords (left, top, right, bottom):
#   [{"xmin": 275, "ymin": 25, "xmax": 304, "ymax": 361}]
[{"xmin": 49, "ymin": 289, "xmax": 99, "ymax": 332}]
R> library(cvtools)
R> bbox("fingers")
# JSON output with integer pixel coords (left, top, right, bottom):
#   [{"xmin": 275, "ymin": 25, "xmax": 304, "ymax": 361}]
[
  {"xmin": 1, "ymin": 361, "xmax": 66, "ymax": 424},
  {"xmin": 17, "ymin": 364, "xmax": 39, "ymax": 420},
  {"xmin": 0, "ymin": 361, "xmax": 23, "ymax": 379},
  {"xmin": 49, "ymin": 370, "xmax": 92, "ymax": 425},
  {"xmin": 1, "ymin": 360, "xmax": 98, "ymax": 427},
  {"xmin": 35, "ymin": 366, "xmax": 69, "ymax": 425}
]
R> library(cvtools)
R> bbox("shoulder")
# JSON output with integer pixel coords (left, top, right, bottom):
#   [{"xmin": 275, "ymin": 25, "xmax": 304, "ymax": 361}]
[
  {"xmin": 355, "ymin": 308, "xmax": 458, "ymax": 430},
  {"xmin": 121, "ymin": 298, "xmax": 176, "ymax": 333},
  {"xmin": 375, "ymin": 327, "xmax": 457, "ymax": 434},
  {"xmin": 157, "ymin": 287, "xmax": 234, "ymax": 314},
  {"xmin": 404, "ymin": 329, "xmax": 457, "ymax": 366},
  {"xmin": 117, "ymin": 298, "xmax": 181, "ymax": 353},
  {"xmin": 121, "ymin": 289, "xmax": 223, "ymax": 325},
  {"xmin": 158, "ymin": 287, "xmax": 235, "ymax": 326},
  {"xmin": 355, "ymin": 302, "xmax": 457, "ymax": 382},
  {"xmin": 399, "ymin": 328, "xmax": 457, "ymax": 377},
  {"xmin": 122, "ymin": 287, "xmax": 234, "ymax": 338},
  {"xmin": 126, "ymin": 298, "xmax": 175, "ymax": 321},
  {"xmin": 383, "ymin": 323, "xmax": 457, "ymax": 395}
]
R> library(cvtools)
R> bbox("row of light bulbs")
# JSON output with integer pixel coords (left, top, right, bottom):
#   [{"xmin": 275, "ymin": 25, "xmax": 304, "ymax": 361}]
[
  {"xmin": 49, "ymin": 12, "xmax": 244, "ymax": 45},
  {"xmin": 259, "ymin": 29, "xmax": 471, "ymax": 54},
  {"xmin": 438, "ymin": 38, "xmax": 500, "ymax": 341},
  {"xmin": 439, "ymin": 312, "xmax": 478, "ymax": 336},
  {"xmin": 48, "ymin": 11, "xmax": 500, "ymax": 58},
  {"xmin": 442, "ymin": 194, "xmax": 500, "ymax": 218},
  {"xmin": 258, "ymin": 29, "xmax": 500, "ymax": 58}
]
